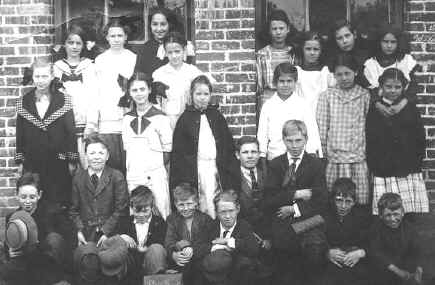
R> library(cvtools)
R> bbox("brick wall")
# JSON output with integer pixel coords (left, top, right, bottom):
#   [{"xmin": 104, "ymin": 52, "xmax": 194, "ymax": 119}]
[
  {"xmin": 0, "ymin": 0, "xmax": 54, "ymax": 226},
  {"xmin": 406, "ymin": 0, "xmax": 435, "ymax": 212},
  {"xmin": 194, "ymin": 0, "xmax": 257, "ymax": 137}
]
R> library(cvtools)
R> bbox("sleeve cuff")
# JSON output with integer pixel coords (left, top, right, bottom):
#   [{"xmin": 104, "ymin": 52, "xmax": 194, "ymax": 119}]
[
  {"xmin": 293, "ymin": 203, "xmax": 301, "ymax": 218},
  {"xmin": 227, "ymin": 238, "xmax": 236, "ymax": 249}
]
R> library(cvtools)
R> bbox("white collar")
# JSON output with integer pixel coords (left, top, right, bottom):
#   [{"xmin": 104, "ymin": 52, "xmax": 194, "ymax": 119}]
[
  {"xmin": 220, "ymin": 222, "xmax": 237, "ymax": 237},
  {"xmin": 88, "ymin": 168, "xmax": 103, "ymax": 179},
  {"xmin": 287, "ymin": 151, "xmax": 304, "ymax": 163},
  {"xmin": 133, "ymin": 216, "xmax": 152, "ymax": 225}
]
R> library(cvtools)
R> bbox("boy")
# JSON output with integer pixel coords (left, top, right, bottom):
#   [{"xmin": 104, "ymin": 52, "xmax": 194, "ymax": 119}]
[
  {"xmin": 370, "ymin": 193, "xmax": 423, "ymax": 285},
  {"xmin": 202, "ymin": 190, "xmax": 259, "ymax": 285},
  {"xmin": 118, "ymin": 186, "xmax": 167, "ymax": 283},
  {"xmin": 1, "ymin": 173, "xmax": 70, "ymax": 285},
  {"xmin": 323, "ymin": 178, "xmax": 372, "ymax": 285},
  {"xmin": 165, "ymin": 183, "xmax": 213, "ymax": 285},
  {"xmin": 70, "ymin": 134, "xmax": 129, "ymax": 246}
]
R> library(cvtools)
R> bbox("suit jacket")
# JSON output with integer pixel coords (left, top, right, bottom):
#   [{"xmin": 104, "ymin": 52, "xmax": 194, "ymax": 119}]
[
  {"xmin": 210, "ymin": 219, "xmax": 259, "ymax": 258},
  {"xmin": 118, "ymin": 215, "xmax": 166, "ymax": 247},
  {"xmin": 70, "ymin": 166, "xmax": 129, "ymax": 240},
  {"xmin": 238, "ymin": 165, "xmax": 268, "ymax": 238},
  {"xmin": 165, "ymin": 210, "xmax": 214, "ymax": 262}
]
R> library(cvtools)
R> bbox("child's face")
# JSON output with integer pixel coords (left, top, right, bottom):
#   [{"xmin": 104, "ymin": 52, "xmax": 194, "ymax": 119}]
[
  {"xmin": 381, "ymin": 33, "xmax": 398, "ymax": 56},
  {"xmin": 132, "ymin": 202, "xmax": 152, "ymax": 221},
  {"xmin": 151, "ymin": 13, "xmax": 169, "ymax": 41},
  {"xmin": 270, "ymin": 20, "xmax": 289, "ymax": 45},
  {"xmin": 165, "ymin": 42, "xmax": 185, "ymax": 68},
  {"xmin": 216, "ymin": 201, "xmax": 239, "ymax": 229},
  {"xmin": 33, "ymin": 66, "xmax": 53, "ymax": 91},
  {"xmin": 303, "ymin": 40, "xmax": 321, "ymax": 65},
  {"xmin": 236, "ymin": 142, "xmax": 260, "ymax": 169},
  {"xmin": 276, "ymin": 74, "xmax": 296, "ymax": 97},
  {"xmin": 334, "ymin": 194, "xmax": 355, "ymax": 217},
  {"xmin": 192, "ymin": 83, "xmax": 211, "ymax": 111},
  {"xmin": 335, "ymin": 26, "xmax": 355, "ymax": 52},
  {"xmin": 381, "ymin": 207, "xmax": 404, "ymax": 229},
  {"xmin": 283, "ymin": 131, "xmax": 307, "ymax": 157},
  {"xmin": 334, "ymin": 65, "xmax": 356, "ymax": 89},
  {"xmin": 17, "ymin": 185, "xmax": 40, "ymax": 213},
  {"xmin": 382, "ymin": 78, "xmax": 403, "ymax": 102},
  {"xmin": 86, "ymin": 143, "xmax": 109, "ymax": 172},
  {"xmin": 65, "ymin": 34, "xmax": 83, "ymax": 59},
  {"xmin": 175, "ymin": 197, "xmax": 197, "ymax": 219},
  {"xmin": 129, "ymin": 80, "xmax": 150, "ymax": 106},
  {"xmin": 106, "ymin": 27, "xmax": 126, "ymax": 51}
]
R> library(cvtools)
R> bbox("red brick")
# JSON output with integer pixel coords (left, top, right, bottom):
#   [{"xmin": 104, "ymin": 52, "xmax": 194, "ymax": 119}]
[
  {"xmin": 221, "ymin": 105, "xmax": 241, "ymax": 114},
  {"xmin": 409, "ymin": 2, "xmax": 425, "ymax": 11},
  {"xmin": 241, "ymin": 63, "xmax": 255, "ymax": 71},
  {"xmin": 6, "ymin": 77, "xmax": 22, "ymax": 86},
  {"xmin": 0, "ymin": 7, "xmax": 15, "ymax": 15},
  {"xmin": 213, "ymin": 0, "xmax": 238, "ymax": 8},
  {"xmin": 425, "ymin": 2, "xmax": 435, "ymax": 11},
  {"xmin": 5, "ymin": 37, "xmax": 30, "ymax": 44},
  {"xmin": 2, "ymin": 0, "xmax": 30, "ymax": 3},
  {"xmin": 2, "ymin": 67, "xmax": 19, "ymax": 76},
  {"xmin": 0, "ymin": 88, "xmax": 19, "ymax": 97},
  {"xmin": 33, "ymin": 35, "xmax": 53, "ymax": 44},
  {"xmin": 410, "ymin": 43, "xmax": 424, "ymax": 51},
  {"xmin": 225, "ymin": 73, "xmax": 250, "ymax": 82},
  {"xmin": 229, "ymin": 52, "xmax": 255, "ymax": 61},
  {"xmin": 241, "ymin": 40, "xmax": 255, "ymax": 49},
  {"xmin": 196, "ymin": 63, "xmax": 210, "ymax": 72},
  {"xmin": 410, "ymin": 33, "xmax": 435, "ymax": 43},
  {"xmin": 406, "ymin": 22, "xmax": 425, "ymax": 31},
  {"xmin": 228, "ymin": 126, "xmax": 242, "ymax": 136},
  {"xmin": 226, "ymin": 30, "xmax": 254, "ymax": 40},
  {"xmin": 242, "ymin": 126, "xmax": 257, "ymax": 136},
  {"xmin": 225, "ymin": 94, "xmax": 255, "ymax": 104},
  {"xmin": 16, "ymin": 4, "xmax": 51, "ymax": 15},
  {"xmin": 5, "ymin": 16, "xmax": 30, "ymax": 25},
  {"xmin": 211, "ymin": 73, "xmax": 225, "ymax": 82},
  {"xmin": 0, "ymin": 108, "xmax": 15, "ymax": 117},
  {"xmin": 241, "ymin": 83, "xmax": 256, "ymax": 92},
  {"xmin": 211, "ymin": 20, "xmax": 240, "ymax": 30},
  {"xmin": 226, "ymin": 115, "xmax": 256, "ymax": 125},
  {"xmin": 195, "ymin": 41, "xmax": 210, "ymax": 51},
  {"xmin": 6, "ymin": 56, "xmax": 32, "ymax": 65},
  {"xmin": 196, "ymin": 31, "xmax": 224, "ymax": 40},
  {"xmin": 426, "ymin": 23, "xmax": 435, "ymax": 32},
  {"xmin": 0, "ymin": 188, "xmax": 15, "ymax": 197},
  {"xmin": 427, "ymin": 44, "xmax": 435, "ymax": 52},
  {"xmin": 427, "ymin": 85, "xmax": 435, "ymax": 93},
  {"xmin": 18, "ymin": 25, "xmax": 50, "ymax": 34},
  {"xmin": 225, "ymin": 10, "xmax": 241, "ymax": 19},
  {"xmin": 241, "ymin": 19, "xmax": 255, "ymax": 29},
  {"xmin": 196, "ymin": 52, "xmax": 225, "ymax": 61},
  {"xmin": 211, "ymin": 41, "xmax": 240, "ymax": 50},
  {"xmin": 214, "ymin": 84, "xmax": 240, "ymax": 93},
  {"xmin": 0, "ymin": 47, "xmax": 14, "ymax": 55},
  {"xmin": 196, "ymin": 20, "xmax": 209, "ymax": 30},
  {"xmin": 211, "ymin": 63, "xmax": 239, "ymax": 72},
  {"xmin": 241, "ymin": 104, "xmax": 255, "ymax": 113},
  {"xmin": 196, "ymin": 10, "xmax": 225, "ymax": 19},
  {"xmin": 30, "ymin": 16, "xmax": 52, "ymax": 25}
]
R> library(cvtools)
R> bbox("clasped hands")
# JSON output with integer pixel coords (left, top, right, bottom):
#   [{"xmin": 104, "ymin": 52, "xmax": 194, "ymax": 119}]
[
  {"xmin": 276, "ymin": 189, "xmax": 312, "ymax": 219},
  {"xmin": 327, "ymin": 248, "xmax": 365, "ymax": 268},
  {"xmin": 172, "ymin": 239, "xmax": 194, "ymax": 267}
]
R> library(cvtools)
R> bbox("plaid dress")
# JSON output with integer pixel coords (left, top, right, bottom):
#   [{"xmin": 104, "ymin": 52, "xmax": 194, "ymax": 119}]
[{"xmin": 316, "ymin": 85, "xmax": 371, "ymax": 204}]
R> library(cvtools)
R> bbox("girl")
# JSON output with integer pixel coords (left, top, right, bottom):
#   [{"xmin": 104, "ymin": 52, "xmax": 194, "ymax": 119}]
[
  {"xmin": 364, "ymin": 25, "xmax": 419, "ymax": 117},
  {"xmin": 326, "ymin": 19, "xmax": 370, "ymax": 87},
  {"xmin": 53, "ymin": 25, "xmax": 98, "ymax": 168},
  {"xmin": 170, "ymin": 75, "xmax": 240, "ymax": 218},
  {"xmin": 296, "ymin": 31, "xmax": 335, "ymax": 116},
  {"xmin": 257, "ymin": 62, "xmax": 322, "ymax": 164},
  {"xmin": 316, "ymin": 54, "xmax": 371, "ymax": 205},
  {"xmin": 136, "ymin": 8, "xmax": 195, "ymax": 78},
  {"xmin": 256, "ymin": 9, "xmax": 296, "ymax": 105},
  {"xmin": 122, "ymin": 72, "xmax": 172, "ymax": 219},
  {"xmin": 152, "ymin": 31, "xmax": 202, "ymax": 129},
  {"xmin": 93, "ymin": 19, "xmax": 137, "ymax": 174},
  {"xmin": 16, "ymin": 58, "xmax": 78, "ymax": 211},
  {"xmin": 366, "ymin": 68, "xmax": 429, "ymax": 215}
]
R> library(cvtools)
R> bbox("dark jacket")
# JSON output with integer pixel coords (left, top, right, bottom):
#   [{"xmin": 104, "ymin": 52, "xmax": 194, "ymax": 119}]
[
  {"xmin": 164, "ymin": 210, "xmax": 214, "ymax": 262},
  {"xmin": 118, "ymin": 215, "xmax": 166, "ymax": 247},
  {"xmin": 70, "ymin": 166, "xmax": 129, "ymax": 240},
  {"xmin": 170, "ymin": 105, "xmax": 241, "ymax": 191},
  {"xmin": 366, "ymin": 101, "xmax": 425, "ymax": 177},
  {"xmin": 209, "ymin": 218, "xmax": 260, "ymax": 258}
]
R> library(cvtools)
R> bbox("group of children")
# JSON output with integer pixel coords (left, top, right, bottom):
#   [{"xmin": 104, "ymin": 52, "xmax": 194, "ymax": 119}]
[{"xmin": 0, "ymin": 5, "xmax": 431, "ymax": 285}]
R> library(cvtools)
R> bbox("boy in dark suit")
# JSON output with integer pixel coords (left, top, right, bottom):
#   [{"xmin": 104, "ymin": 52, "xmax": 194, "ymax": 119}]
[
  {"xmin": 263, "ymin": 119, "xmax": 327, "ymax": 285},
  {"xmin": 119, "ymin": 186, "xmax": 167, "ymax": 284},
  {"xmin": 70, "ymin": 134, "xmax": 129, "ymax": 246},
  {"xmin": 202, "ymin": 190, "xmax": 259, "ymax": 285},
  {"xmin": 370, "ymin": 193, "xmax": 423, "ymax": 285},
  {"xmin": 165, "ymin": 183, "xmax": 214, "ymax": 285}
]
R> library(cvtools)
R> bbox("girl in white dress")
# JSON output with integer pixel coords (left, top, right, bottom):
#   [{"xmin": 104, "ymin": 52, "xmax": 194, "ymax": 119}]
[
  {"xmin": 93, "ymin": 19, "xmax": 137, "ymax": 174},
  {"xmin": 122, "ymin": 72, "xmax": 172, "ymax": 219},
  {"xmin": 152, "ymin": 31, "xmax": 202, "ymax": 129}
]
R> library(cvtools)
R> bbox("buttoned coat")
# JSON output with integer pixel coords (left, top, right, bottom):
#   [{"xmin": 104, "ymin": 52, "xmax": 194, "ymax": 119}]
[{"xmin": 70, "ymin": 166, "xmax": 129, "ymax": 241}]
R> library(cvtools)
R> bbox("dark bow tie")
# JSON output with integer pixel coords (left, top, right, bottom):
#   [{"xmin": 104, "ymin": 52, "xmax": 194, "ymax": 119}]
[
  {"xmin": 61, "ymin": 73, "xmax": 83, "ymax": 82},
  {"xmin": 130, "ymin": 115, "xmax": 150, "ymax": 134}
]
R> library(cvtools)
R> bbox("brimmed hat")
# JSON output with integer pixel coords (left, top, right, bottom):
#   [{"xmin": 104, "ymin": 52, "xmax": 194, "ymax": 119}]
[
  {"xmin": 73, "ymin": 242, "xmax": 101, "ymax": 283},
  {"xmin": 98, "ymin": 235, "xmax": 129, "ymax": 277},
  {"xmin": 202, "ymin": 249, "xmax": 232, "ymax": 282},
  {"xmin": 5, "ymin": 210, "xmax": 38, "ymax": 251}
]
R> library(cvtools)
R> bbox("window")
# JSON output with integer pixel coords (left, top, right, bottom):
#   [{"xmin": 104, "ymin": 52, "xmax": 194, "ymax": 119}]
[
  {"xmin": 255, "ymin": 0, "xmax": 404, "ymax": 49},
  {"xmin": 54, "ymin": 0, "xmax": 193, "ymax": 45}
]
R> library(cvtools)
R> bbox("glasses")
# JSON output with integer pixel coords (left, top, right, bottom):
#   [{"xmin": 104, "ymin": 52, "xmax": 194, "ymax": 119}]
[{"xmin": 133, "ymin": 204, "xmax": 152, "ymax": 212}]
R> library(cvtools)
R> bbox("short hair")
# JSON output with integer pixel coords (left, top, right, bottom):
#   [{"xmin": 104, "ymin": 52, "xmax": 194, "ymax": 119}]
[
  {"xmin": 22, "ymin": 57, "xmax": 53, "ymax": 86},
  {"xmin": 16, "ymin": 172, "xmax": 40, "ymax": 194},
  {"xmin": 190, "ymin": 75, "xmax": 212, "ymax": 97},
  {"xmin": 298, "ymin": 31, "xmax": 326, "ymax": 66},
  {"xmin": 272, "ymin": 62, "xmax": 298, "ymax": 85},
  {"xmin": 84, "ymin": 133, "xmax": 110, "ymax": 153},
  {"xmin": 331, "ymin": 178, "xmax": 356, "ymax": 201},
  {"xmin": 378, "ymin": 68, "xmax": 408, "ymax": 88},
  {"xmin": 163, "ymin": 31, "xmax": 187, "ymax": 48},
  {"xmin": 282, "ymin": 120, "xmax": 308, "ymax": 139},
  {"xmin": 377, "ymin": 193, "xmax": 403, "ymax": 215},
  {"xmin": 173, "ymin": 183, "xmax": 198, "ymax": 203},
  {"xmin": 213, "ymin": 189, "xmax": 240, "ymax": 210},
  {"xmin": 329, "ymin": 19, "xmax": 356, "ymax": 51},
  {"xmin": 268, "ymin": 9, "xmax": 290, "ymax": 29},
  {"xmin": 236, "ymin": 136, "xmax": 259, "ymax": 152},
  {"xmin": 331, "ymin": 53, "xmax": 359, "ymax": 72},
  {"xmin": 130, "ymin": 185, "xmax": 154, "ymax": 206},
  {"xmin": 374, "ymin": 24, "xmax": 408, "ymax": 62}
]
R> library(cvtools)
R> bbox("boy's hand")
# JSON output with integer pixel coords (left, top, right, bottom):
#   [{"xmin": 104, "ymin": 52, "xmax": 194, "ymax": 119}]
[
  {"xmin": 261, "ymin": 239, "xmax": 272, "ymax": 250},
  {"xmin": 120, "ymin": 234, "xmax": 137, "ymax": 249},
  {"xmin": 413, "ymin": 267, "xmax": 423, "ymax": 284},
  {"xmin": 375, "ymin": 102, "xmax": 395, "ymax": 117},
  {"xmin": 342, "ymin": 249, "xmax": 365, "ymax": 267},
  {"xmin": 212, "ymin": 238, "xmax": 229, "ymax": 246},
  {"xmin": 77, "ymin": 231, "xmax": 87, "ymax": 246},
  {"xmin": 294, "ymin": 189, "xmax": 312, "ymax": 201},
  {"xmin": 276, "ymin": 205, "xmax": 294, "ymax": 219},
  {"xmin": 390, "ymin": 98, "xmax": 408, "ymax": 115},
  {"xmin": 327, "ymin": 248, "xmax": 346, "ymax": 268},
  {"xmin": 8, "ymin": 248, "xmax": 23, "ymax": 258},
  {"xmin": 96, "ymin": 234, "xmax": 108, "ymax": 247},
  {"xmin": 172, "ymin": 251, "xmax": 191, "ymax": 266}
]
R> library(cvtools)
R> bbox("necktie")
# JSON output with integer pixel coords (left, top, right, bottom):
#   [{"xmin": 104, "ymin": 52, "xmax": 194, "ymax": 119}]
[
  {"xmin": 91, "ymin": 174, "xmax": 99, "ymax": 189},
  {"xmin": 249, "ymin": 169, "xmax": 258, "ymax": 190},
  {"xmin": 223, "ymin": 230, "xmax": 229, "ymax": 238},
  {"xmin": 282, "ymin": 158, "xmax": 299, "ymax": 187}
]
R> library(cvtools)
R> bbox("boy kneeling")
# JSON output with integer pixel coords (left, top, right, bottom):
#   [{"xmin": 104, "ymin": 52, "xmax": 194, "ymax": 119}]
[{"xmin": 202, "ymin": 190, "xmax": 259, "ymax": 285}]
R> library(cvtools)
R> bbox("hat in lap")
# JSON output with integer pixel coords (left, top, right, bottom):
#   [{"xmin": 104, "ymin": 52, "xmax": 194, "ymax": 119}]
[
  {"xmin": 73, "ymin": 242, "xmax": 101, "ymax": 283},
  {"xmin": 98, "ymin": 235, "xmax": 129, "ymax": 277},
  {"xmin": 202, "ymin": 249, "xmax": 233, "ymax": 282},
  {"xmin": 5, "ymin": 210, "xmax": 38, "ymax": 252}
]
